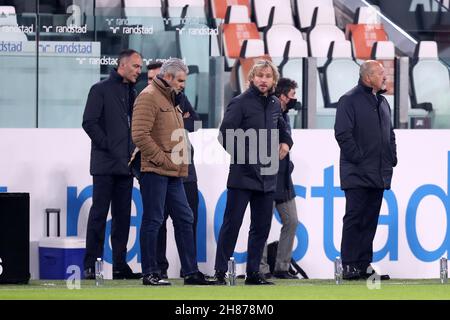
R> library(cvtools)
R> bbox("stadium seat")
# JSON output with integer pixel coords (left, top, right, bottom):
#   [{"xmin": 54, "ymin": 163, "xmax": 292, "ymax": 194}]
[
  {"xmin": 278, "ymin": 41, "xmax": 308, "ymax": 129},
  {"xmin": 224, "ymin": 4, "xmax": 250, "ymax": 23},
  {"xmin": 0, "ymin": 5, "xmax": 18, "ymax": 25},
  {"xmin": 94, "ymin": 0, "xmax": 122, "ymax": 15},
  {"xmin": 124, "ymin": 0, "xmax": 165, "ymax": 30},
  {"xmin": 354, "ymin": 5, "xmax": 381, "ymax": 24},
  {"xmin": 222, "ymin": 5, "xmax": 260, "ymax": 69},
  {"xmin": 279, "ymin": 57, "xmax": 304, "ymax": 129},
  {"xmin": 252, "ymin": 0, "xmax": 294, "ymax": 30},
  {"xmin": 0, "ymin": 6, "xmax": 33, "ymax": 127},
  {"xmin": 125, "ymin": 0, "xmax": 171, "ymax": 63},
  {"xmin": 167, "ymin": 0, "xmax": 206, "ymax": 27},
  {"xmin": 307, "ymin": 6, "xmax": 345, "ymax": 127},
  {"xmin": 411, "ymin": 41, "xmax": 450, "ymax": 128},
  {"xmin": 233, "ymin": 39, "xmax": 271, "ymax": 94},
  {"xmin": 37, "ymin": 44, "xmax": 101, "ymax": 127},
  {"xmin": 370, "ymin": 40, "xmax": 401, "ymax": 125},
  {"xmin": 176, "ymin": 21, "xmax": 211, "ymax": 114},
  {"xmin": 346, "ymin": 6, "xmax": 388, "ymax": 61},
  {"xmin": 264, "ymin": 22, "xmax": 307, "ymax": 66},
  {"xmin": 88, "ymin": 0, "xmax": 123, "ymax": 33},
  {"xmin": 280, "ymin": 59, "xmax": 304, "ymax": 93},
  {"xmin": 278, "ymin": 30, "xmax": 308, "ymax": 104},
  {"xmin": 209, "ymin": 0, "xmax": 250, "ymax": 20},
  {"xmin": 323, "ymin": 40, "xmax": 360, "ymax": 108},
  {"xmin": 292, "ymin": 0, "xmax": 334, "ymax": 31},
  {"xmin": 307, "ymin": 6, "xmax": 345, "ymax": 67},
  {"xmin": 371, "ymin": 40, "xmax": 395, "ymax": 104}
]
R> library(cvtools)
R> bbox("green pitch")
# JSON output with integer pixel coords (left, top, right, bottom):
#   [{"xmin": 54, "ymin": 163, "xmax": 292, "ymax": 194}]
[{"xmin": 0, "ymin": 279, "xmax": 449, "ymax": 300}]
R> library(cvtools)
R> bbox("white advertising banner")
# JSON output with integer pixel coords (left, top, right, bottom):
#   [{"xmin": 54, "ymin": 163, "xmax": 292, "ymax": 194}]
[{"xmin": 0, "ymin": 129, "xmax": 449, "ymax": 279}]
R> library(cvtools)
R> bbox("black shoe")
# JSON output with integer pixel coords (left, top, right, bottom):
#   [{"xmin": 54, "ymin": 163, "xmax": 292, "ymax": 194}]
[
  {"xmin": 113, "ymin": 265, "xmax": 142, "ymax": 280},
  {"xmin": 245, "ymin": 272, "xmax": 274, "ymax": 285},
  {"xmin": 83, "ymin": 268, "xmax": 95, "ymax": 280},
  {"xmin": 160, "ymin": 271, "xmax": 168, "ymax": 279},
  {"xmin": 142, "ymin": 273, "xmax": 171, "ymax": 286},
  {"xmin": 211, "ymin": 271, "xmax": 227, "ymax": 285},
  {"xmin": 359, "ymin": 269, "xmax": 390, "ymax": 281},
  {"xmin": 264, "ymin": 272, "xmax": 273, "ymax": 279},
  {"xmin": 273, "ymin": 271, "xmax": 298, "ymax": 279},
  {"xmin": 184, "ymin": 271, "xmax": 215, "ymax": 285},
  {"xmin": 342, "ymin": 265, "xmax": 361, "ymax": 280}
]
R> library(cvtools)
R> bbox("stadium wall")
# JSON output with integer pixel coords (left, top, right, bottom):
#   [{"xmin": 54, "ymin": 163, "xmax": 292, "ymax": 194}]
[{"xmin": 0, "ymin": 129, "xmax": 449, "ymax": 279}]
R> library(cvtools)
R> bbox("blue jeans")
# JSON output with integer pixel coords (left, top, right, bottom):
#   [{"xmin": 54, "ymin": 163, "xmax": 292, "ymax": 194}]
[{"xmin": 139, "ymin": 172, "xmax": 198, "ymax": 276}]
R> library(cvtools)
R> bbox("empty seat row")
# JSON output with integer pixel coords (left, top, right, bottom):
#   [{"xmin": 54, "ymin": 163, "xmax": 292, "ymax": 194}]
[{"xmin": 411, "ymin": 41, "xmax": 450, "ymax": 128}]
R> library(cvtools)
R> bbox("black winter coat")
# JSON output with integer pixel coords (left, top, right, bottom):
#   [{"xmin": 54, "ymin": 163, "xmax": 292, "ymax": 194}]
[
  {"xmin": 82, "ymin": 69, "xmax": 136, "ymax": 176},
  {"xmin": 219, "ymin": 85, "xmax": 294, "ymax": 193},
  {"xmin": 334, "ymin": 81, "xmax": 397, "ymax": 190}
]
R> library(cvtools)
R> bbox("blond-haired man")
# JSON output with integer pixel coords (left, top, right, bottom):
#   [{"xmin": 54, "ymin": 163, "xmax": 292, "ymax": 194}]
[{"xmin": 213, "ymin": 60, "xmax": 293, "ymax": 285}]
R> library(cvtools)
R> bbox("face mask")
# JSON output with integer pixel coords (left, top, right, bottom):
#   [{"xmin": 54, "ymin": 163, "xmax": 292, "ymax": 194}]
[{"xmin": 286, "ymin": 98, "xmax": 301, "ymax": 112}]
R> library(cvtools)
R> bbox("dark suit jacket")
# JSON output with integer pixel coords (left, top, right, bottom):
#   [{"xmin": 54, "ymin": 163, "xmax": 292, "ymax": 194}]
[
  {"xmin": 82, "ymin": 69, "xmax": 136, "ymax": 176},
  {"xmin": 219, "ymin": 85, "xmax": 294, "ymax": 193},
  {"xmin": 335, "ymin": 81, "xmax": 397, "ymax": 190}
]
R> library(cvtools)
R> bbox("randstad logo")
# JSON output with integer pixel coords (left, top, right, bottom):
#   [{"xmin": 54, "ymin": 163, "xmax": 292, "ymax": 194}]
[
  {"xmin": 54, "ymin": 42, "xmax": 92, "ymax": 54},
  {"xmin": 67, "ymin": 187, "xmax": 208, "ymax": 264},
  {"xmin": 37, "ymin": 42, "xmax": 92, "ymax": 54},
  {"xmin": 66, "ymin": 151, "xmax": 450, "ymax": 265},
  {"xmin": 0, "ymin": 41, "xmax": 23, "ymax": 52}
]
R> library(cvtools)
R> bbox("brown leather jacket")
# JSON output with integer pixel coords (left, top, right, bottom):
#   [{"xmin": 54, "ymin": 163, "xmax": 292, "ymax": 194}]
[{"xmin": 131, "ymin": 77, "xmax": 188, "ymax": 177}]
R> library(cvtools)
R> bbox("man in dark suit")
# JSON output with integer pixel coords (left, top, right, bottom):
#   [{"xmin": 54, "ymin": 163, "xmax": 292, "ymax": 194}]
[
  {"xmin": 213, "ymin": 60, "xmax": 293, "ymax": 285},
  {"xmin": 334, "ymin": 60, "xmax": 397, "ymax": 280},
  {"xmin": 82, "ymin": 49, "xmax": 143, "ymax": 280}
]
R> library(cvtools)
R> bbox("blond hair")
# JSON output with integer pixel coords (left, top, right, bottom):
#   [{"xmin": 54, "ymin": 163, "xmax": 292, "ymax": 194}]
[{"xmin": 247, "ymin": 59, "xmax": 280, "ymax": 90}]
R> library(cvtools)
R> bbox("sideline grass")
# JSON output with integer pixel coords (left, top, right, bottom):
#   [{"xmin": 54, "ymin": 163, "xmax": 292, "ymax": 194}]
[{"xmin": 0, "ymin": 279, "xmax": 449, "ymax": 300}]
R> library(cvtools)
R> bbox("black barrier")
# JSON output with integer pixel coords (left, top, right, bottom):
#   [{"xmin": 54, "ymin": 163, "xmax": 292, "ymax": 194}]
[{"xmin": 0, "ymin": 193, "xmax": 30, "ymax": 284}]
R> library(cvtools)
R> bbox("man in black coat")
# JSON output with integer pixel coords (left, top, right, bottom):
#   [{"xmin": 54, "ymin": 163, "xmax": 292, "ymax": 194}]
[
  {"xmin": 213, "ymin": 60, "xmax": 293, "ymax": 285},
  {"xmin": 334, "ymin": 60, "xmax": 397, "ymax": 280},
  {"xmin": 82, "ymin": 49, "xmax": 143, "ymax": 280}
]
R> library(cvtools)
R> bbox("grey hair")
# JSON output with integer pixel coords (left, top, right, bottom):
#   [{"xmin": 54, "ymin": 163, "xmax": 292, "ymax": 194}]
[
  {"xmin": 359, "ymin": 60, "xmax": 381, "ymax": 78},
  {"xmin": 159, "ymin": 58, "xmax": 188, "ymax": 77}
]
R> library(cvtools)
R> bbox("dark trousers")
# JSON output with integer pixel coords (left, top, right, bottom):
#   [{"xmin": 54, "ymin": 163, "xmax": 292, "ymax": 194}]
[
  {"xmin": 341, "ymin": 188, "xmax": 384, "ymax": 270},
  {"xmin": 157, "ymin": 181, "xmax": 199, "ymax": 274},
  {"xmin": 84, "ymin": 175, "xmax": 133, "ymax": 270},
  {"xmin": 214, "ymin": 188, "xmax": 274, "ymax": 273},
  {"xmin": 139, "ymin": 172, "xmax": 198, "ymax": 276}
]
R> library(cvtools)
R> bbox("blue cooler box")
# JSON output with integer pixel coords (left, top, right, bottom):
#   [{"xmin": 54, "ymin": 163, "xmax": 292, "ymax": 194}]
[{"xmin": 39, "ymin": 237, "xmax": 86, "ymax": 280}]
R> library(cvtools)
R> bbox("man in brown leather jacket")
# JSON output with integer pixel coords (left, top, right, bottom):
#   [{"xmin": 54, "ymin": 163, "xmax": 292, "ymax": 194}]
[{"xmin": 132, "ymin": 58, "xmax": 212, "ymax": 286}]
